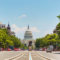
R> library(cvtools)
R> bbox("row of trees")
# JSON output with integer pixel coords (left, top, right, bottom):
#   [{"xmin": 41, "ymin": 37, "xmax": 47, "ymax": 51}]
[
  {"xmin": 0, "ymin": 28, "xmax": 25, "ymax": 49},
  {"xmin": 35, "ymin": 15, "xmax": 60, "ymax": 49},
  {"xmin": 35, "ymin": 33, "xmax": 60, "ymax": 48},
  {"xmin": 0, "ymin": 28, "xmax": 34, "ymax": 49}
]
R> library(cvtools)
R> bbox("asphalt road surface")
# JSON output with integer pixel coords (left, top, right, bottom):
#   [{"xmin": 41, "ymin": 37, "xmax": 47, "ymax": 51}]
[
  {"xmin": 14, "ymin": 51, "xmax": 45, "ymax": 60},
  {"xmin": 0, "ymin": 51, "xmax": 60, "ymax": 60},
  {"xmin": 37, "ymin": 51, "xmax": 60, "ymax": 60},
  {"xmin": 0, "ymin": 51, "xmax": 45, "ymax": 60},
  {"xmin": 0, "ymin": 51, "xmax": 23, "ymax": 60}
]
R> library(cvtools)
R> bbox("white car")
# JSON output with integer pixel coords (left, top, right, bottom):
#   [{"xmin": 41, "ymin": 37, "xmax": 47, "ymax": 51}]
[{"xmin": 46, "ymin": 48, "xmax": 52, "ymax": 53}]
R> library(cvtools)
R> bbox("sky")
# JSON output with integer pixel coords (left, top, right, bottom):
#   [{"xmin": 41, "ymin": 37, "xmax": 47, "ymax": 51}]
[{"xmin": 0, "ymin": 0, "xmax": 60, "ymax": 39}]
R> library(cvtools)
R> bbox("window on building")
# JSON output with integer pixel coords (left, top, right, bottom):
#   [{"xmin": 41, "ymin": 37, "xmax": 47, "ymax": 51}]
[
  {"xmin": 4, "ymin": 26, "xmax": 5, "ymax": 28},
  {"xmin": 2, "ymin": 26, "xmax": 3, "ymax": 28}
]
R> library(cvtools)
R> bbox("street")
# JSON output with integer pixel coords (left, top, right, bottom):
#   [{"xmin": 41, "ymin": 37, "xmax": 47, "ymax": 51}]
[
  {"xmin": 0, "ymin": 51, "xmax": 23, "ymax": 60},
  {"xmin": 37, "ymin": 51, "xmax": 60, "ymax": 60},
  {"xmin": 0, "ymin": 51, "xmax": 60, "ymax": 60}
]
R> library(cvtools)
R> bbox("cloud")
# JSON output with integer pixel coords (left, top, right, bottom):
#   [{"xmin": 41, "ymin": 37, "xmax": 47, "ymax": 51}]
[
  {"xmin": 44, "ymin": 30, "xmax": 53, "ymax": 36},
  {"xmin": 11, "ymin": 24, "xmax": 41, "ymax": 35},
  {"xmin": 19, "ymin": 15, "xmax": 26, "ymax": 18},
  {"xmin": 11, "ymin": 24, "xmax": 27, "ymax": 34},
  {"xmin": 22, "ymin": 15, "xmax": 26, "ymax": 17},
  {"xmin": 30, "ymin": 27, "xmax": 40, "ymax": 33},
  {"xmin": 14, "ymin": 18, "xmax": 16, "ymax": 19}
]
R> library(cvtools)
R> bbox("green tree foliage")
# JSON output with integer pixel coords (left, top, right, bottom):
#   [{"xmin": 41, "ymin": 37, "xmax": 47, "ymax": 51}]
[
  {"xmin": 35, "ymin": 20, "xmax": 60, "ymax": 49},
  {"xmin": 9, "ymin": 35, "xmax": 21, "ymax": 48},
  {"xmin": 0, "ymin": 28, "xmax": 23, "ymax": 48},
  {"xmin": 56, "ymin": 22, "xmax": 60, "ymax": 30},
  {"xmin": 56, "ymin": 22, "xmax": 60, "ymax": 39},
  {"xmin": 57, "ymin": 15, "xmax": 60, "ymax": 21},
  {"xmin": 35, "ymin": 33, "xmax": 58, "ymax": 48}
]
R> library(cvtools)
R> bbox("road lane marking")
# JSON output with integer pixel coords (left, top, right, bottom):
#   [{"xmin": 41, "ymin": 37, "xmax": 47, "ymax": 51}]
[
  {"xmin": 4, "ymin": 52, "xmax": 24, "ymax": 60},
  {"xmin": 29, "ymin": 52, "xmax": 32, "ymax": 60},
  {"xmin": 37, "ymin": 52, "xmax": 54, "ymax": 60},
  {"xmin": 35, "ymin": 52, "xmax": 46, "ymax": 60},
  {"xmin": 13, "ymin": 51, "xmax": 26, "ymax": 60}
]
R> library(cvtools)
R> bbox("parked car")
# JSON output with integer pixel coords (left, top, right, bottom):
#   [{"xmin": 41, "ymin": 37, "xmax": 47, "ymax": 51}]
[
  {"xmin": 14, "ymin": 48, "xmax": 19, "ymax": 51},
  {"xmin": 0, "ymin": 48, "xmax": 3, "ymax": 51},
  {"xmin": 7, "ymin": 48, "xmax": 12, "ymax": 51},
  {"xmin": 32, "ymin": 49, "xmax": 35, "ymax": 51},
  {"xmin": 39, "ymin": 48, "xmax": 43, "ymax": 51}
]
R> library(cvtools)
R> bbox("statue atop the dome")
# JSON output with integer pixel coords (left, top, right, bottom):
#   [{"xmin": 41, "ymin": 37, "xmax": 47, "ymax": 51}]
[{"xmin": 28, "ymin": 25, "xmax": 29, "ymax": 30}]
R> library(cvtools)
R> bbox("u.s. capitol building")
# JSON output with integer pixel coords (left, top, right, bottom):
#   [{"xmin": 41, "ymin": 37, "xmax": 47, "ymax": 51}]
[{"xmin": 21, "ymin": 25, "xmax": 36, "ymax": 48}]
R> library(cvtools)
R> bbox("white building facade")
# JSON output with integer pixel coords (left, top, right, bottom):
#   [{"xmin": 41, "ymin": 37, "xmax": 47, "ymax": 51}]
[
  {"xmin": 0, "ymin": 22, "xmax": 15, "ymax": 36},
  {"xmin": 21, "ymin": 25, "xmax": 36, "ymax": 48},
  {"xmin": 0, "ymin": 22, "xmax": 7, "ymax": 29}
]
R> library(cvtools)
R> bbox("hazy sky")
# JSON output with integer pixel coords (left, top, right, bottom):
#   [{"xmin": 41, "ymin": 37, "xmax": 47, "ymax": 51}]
[{"xmin": 0, "ymin": 0, "xmax": 60, "ymax": 39}]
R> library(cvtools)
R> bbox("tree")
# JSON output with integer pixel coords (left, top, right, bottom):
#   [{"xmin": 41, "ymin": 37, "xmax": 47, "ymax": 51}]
[
  {"xmin": 57, "ymin": 15, "xmax": 60, "ymax": 21},
  {"xmin": 6, "ymin": 40, "xmax": 13, "ymax": 49},
  {"xmin": 56, "ymin": 23, "xmax": 60, "ymax": 30},
  {"xmin": 35, "ymin": 38, "xmax": 40, "ymax": 48},
  {"xmin": 9, "ymin": 35, "xmax": 21, "ymax": 48},
  {"xmin": 35, "ymin": 34, "xmax": 58, "ymax": 48},
  {"xmin": 32, "ymin": 45, "xmax": 34, "ymax": 49},
  {"xmin": 0, "ymin": 28, "xmax": 23, "ymax": 49}
]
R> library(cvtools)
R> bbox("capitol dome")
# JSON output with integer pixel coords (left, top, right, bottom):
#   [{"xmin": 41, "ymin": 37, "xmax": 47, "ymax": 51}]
[{"xmin": 24, "ymin": 25, "xmax": 33, "ymax": 40}]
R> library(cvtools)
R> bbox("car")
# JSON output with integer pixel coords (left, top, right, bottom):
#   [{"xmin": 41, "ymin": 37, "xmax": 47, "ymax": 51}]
[
  {"xmin": 32, "ymin": 49, "xmax": 35, "ymax": 51},
  {"xmin": 7, "ymin": 48, "xmax": 12, "ymax": 51},
  {"xmin": 39, "ymin": 48, "xmax": 43, "ymax": 51},
  {"xmin": 14, "ymin": 48, "xmax": 19, "ymax": 51},
  {"xmin": 46, "ymin": 48, "xmax": 52, "ymax": 53},
  {"xmin": 0, "ymin": 48, "xmax": 3, "ymax": 51},
  {"xmin": 19, "ymin": 49, "xmax": 22, "ymax": 51}
]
